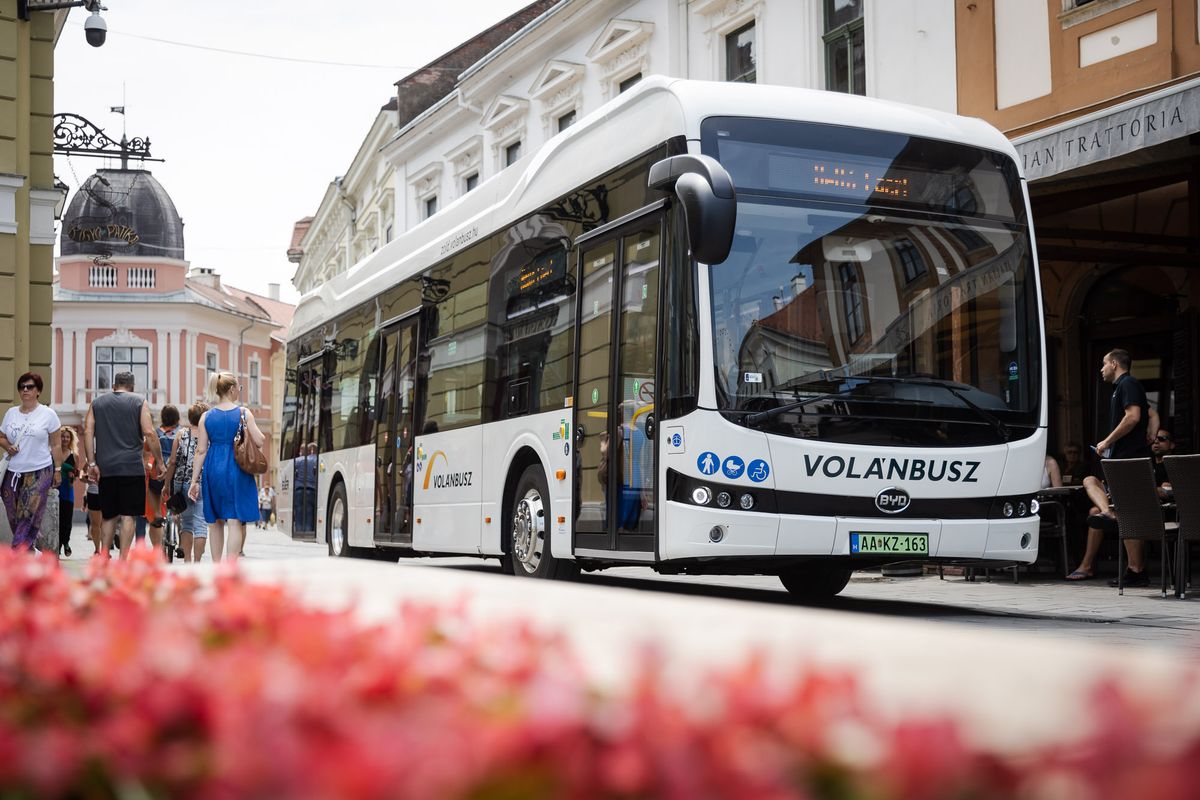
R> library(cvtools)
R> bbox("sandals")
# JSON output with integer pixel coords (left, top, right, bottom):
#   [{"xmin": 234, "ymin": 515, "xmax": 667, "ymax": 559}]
[{"xmin": 1065, "ymin": 569, "xmax": 1094, "ymax": 581}]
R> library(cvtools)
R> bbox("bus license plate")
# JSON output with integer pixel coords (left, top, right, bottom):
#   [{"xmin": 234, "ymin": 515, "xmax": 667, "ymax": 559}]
[{"xmin": 850, "ymin": 532, "xmax": 929, "ymax": 556}]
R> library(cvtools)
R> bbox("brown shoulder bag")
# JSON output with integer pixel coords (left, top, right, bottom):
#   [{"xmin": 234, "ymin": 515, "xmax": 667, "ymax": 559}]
[{"xmin": 235, "ymin": 409, "xmax": 268, "ymax": 475}]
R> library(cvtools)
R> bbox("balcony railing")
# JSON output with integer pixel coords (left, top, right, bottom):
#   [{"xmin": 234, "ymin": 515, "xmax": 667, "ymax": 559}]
[
  {"xmin": 127, "ymin": 267, "xmax": 157, "ymax": 289},
  {"xmin": 88, "ymin": 265, "xmax": 119, "ymax": 288}
]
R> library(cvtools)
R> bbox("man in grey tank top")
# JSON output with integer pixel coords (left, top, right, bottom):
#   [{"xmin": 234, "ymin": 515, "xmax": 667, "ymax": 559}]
[{"xmin": 81, "ymin": 371, "xmax": 165, "ymax": 557}]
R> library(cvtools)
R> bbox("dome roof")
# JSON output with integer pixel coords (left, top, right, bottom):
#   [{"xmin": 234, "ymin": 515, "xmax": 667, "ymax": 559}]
[{"xmin": 60, "ymin": 169, "xmax": 185, "ymax": 260}]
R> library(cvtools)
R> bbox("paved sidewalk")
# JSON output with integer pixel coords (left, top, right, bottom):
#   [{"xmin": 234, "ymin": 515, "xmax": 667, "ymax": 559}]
[{"xmin": 48, "ymin": 521, "xmax": 1200, "ymax": 751}]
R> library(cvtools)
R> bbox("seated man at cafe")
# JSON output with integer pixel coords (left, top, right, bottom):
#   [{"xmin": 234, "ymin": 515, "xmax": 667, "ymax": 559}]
[{"xmin": 1066, "ymin": 429, "xmax": 1176, "ymax": 584}]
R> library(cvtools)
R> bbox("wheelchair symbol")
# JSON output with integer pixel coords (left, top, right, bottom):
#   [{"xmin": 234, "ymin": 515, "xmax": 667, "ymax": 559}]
[{"xmin": 747, "ymin": 459, "xmax": 770, "ymax": 483}]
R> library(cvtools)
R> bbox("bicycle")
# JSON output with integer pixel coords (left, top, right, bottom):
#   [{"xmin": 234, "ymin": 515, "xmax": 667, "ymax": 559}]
[{"xmin": 161, "ymin": 509, "xmax": 179, "ymax": 563}]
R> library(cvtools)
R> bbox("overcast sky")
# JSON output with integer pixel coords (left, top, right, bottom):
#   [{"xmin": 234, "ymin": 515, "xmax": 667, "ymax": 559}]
[{"xmin": 52, "ymin": 0, "xmax": 535, "ymax": 304}]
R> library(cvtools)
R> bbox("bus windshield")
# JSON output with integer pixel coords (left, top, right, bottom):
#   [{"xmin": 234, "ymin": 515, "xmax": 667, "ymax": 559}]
[{"xmin": 703, "ymin": 119, "xmax": 1040, "ymax": 446}]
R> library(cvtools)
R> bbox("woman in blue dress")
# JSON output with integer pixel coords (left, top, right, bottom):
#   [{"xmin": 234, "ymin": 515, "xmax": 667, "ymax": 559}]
[{"xmin": 188, "ymin": 372, "xmax": 265, "ymax": 562}]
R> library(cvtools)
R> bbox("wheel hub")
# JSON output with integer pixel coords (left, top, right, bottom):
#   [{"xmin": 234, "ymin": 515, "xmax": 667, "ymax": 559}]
[
  {"xmin": 330, "ymin": 496, "xmax": 345, "ymax": 555},
  {"xmin": 512, "ymin": 488, "xmax": 544, "ymax": 573}
]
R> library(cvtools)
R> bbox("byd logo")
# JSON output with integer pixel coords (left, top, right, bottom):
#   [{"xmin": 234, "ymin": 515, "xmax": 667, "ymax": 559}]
[{"xmin": 875, "ymin": 487, "xmax": 911, "ymax": 514}]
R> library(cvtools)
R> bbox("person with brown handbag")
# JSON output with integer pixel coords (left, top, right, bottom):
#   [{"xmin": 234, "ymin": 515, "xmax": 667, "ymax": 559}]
[{"xmin": 187, "ymin": 372, "xmax": 265, "ymax": 562}]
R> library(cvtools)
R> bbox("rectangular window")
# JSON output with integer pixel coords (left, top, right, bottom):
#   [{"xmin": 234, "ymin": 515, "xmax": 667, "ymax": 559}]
[
  {"xmin": 96, "ymin": 345, "xmax": 150, "ymax": 395},
  {"xmin": 504, "ymin": 141, "xmax": 522, "ymax": 167},
  {"xmin": 489, "ymin": 240, "xmax": 575, "ymax": 419},
  {"xmin": 464, "ymin": 173, "xmax": 479, "ymax": 193},
  {"xmin": 725, "ymin": 22, "xmax": 756, "ymax": 83},
  {"xmin": 838, "ymin": 262, "xmax": 865, "ymax": 344},
  {"xmin": 280, "ymin": 349, "xmax": 299, "ymax": 461},
  {"xmin": 895, "ymin": 239, "xmax": 926, "ymax": 283},
  {"xmin": 424, "ymin": 195, "xmax": 438, "ymax": 219},
  {"xmin": 249, "ymin": 360, "xmax": 261, "ymax": 405},
  {"xmin": 824, "ymin": 0, "xmax": 865, "ymax": 95},
  {"xmin": 206, "ymin": 351, "xmax": 217, "ymax": 376},
  {"xmin": 556, "ymin": 109, "xmax": 577, "ymax": 132},
  {"xmin": 423, "ymin": 239, "xmax": 493, "ymax": 432},
  {"xmin": 618, "ymin": 73, "xmax": 642, "ymax": 94}
]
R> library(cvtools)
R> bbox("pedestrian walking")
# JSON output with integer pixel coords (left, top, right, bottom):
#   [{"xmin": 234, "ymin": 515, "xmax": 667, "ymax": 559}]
[
  {"xmin": 0, "ymin": 373, "xmax": 64, "ymax": 552},
  {"xmin": 82, "ymin": 371, "xmax": 165, "ymax": 558},
  {"xmin": 258, "ymin": 484, "xmax": 271, "ymax": 529},
  {"xmin": 84, "ymin": 475, "xmax": 102, "ymax": 554},
  {"xmin": 188, "ymin": 372, "xmax": 264, "ymax": 562},
  {"xmin": 57, "ymin": 428, "xmax": 80, "ymax": 557},
  {"xmin": 144, "ymin": 405, "xmax": 179, "ymax": 548},
  {"xmin": 163, "ymin": 401, "xmax": 208, "ymax": 562}
]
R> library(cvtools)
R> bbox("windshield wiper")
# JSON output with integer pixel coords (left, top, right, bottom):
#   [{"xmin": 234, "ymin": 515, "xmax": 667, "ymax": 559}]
[
  {"xmin": 743, "ymin": 393, "xmax": 927, "ymax": 427},
  {"xmin": 839, "ymin": 375, "xmax": 1012, "ymax": 442}
]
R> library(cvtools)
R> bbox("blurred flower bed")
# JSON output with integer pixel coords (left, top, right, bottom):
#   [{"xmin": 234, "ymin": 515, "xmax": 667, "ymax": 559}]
[{"xmin": 0, "ymin": 548, "xmax": 1197, "ymax": 799}]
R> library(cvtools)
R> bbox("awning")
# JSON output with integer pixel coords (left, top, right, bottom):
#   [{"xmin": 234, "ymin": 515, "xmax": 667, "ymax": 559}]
[{"xmin": 1012, "ymin": 75, "xmax": 1200, "ymax": 181}]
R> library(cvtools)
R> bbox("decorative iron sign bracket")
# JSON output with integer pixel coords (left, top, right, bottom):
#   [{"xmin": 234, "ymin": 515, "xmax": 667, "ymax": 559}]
[{"xmin": 52, "ymin": 113, "xmax": 162, "ymax": 165}]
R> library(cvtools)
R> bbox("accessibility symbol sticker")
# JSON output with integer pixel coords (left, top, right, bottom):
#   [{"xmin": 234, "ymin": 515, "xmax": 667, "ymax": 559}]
[
  {"xmin": 747, "ymin": 459, "xmax": 770, "ymax": 483},
  {"xmin": 697, "ymin": 452, "xmax": 720, "ymax": 475},
  {"xmin": 722, "ymin": 456, "xmax": 745, "ymax": 480}
]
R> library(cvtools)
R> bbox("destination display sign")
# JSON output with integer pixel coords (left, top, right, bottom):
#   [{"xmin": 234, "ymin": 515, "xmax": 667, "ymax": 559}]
[{"xmin": 509, "ymin": 247, "xmax": 567, "ymax": 298}]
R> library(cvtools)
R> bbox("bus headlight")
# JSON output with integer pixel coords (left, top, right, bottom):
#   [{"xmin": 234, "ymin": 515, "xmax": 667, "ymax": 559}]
[
  {"xmin": 692, "ymin": 486, "xmax": 712, "ymax": 505},
  {"xmin": 1017, "ymin": 501, "xmax": 1027, "ymax": 517},
  {"xmin": 1002, "ymin": 502, "xmax": 1014, "ymax": 518},
  {"xmin": 1030, "ymin": 499, "xmax": 1040, "ymax": 514},
  {"xmin": 739, "ymin": 493, "xmax": 755, "ymax": 510},
  {"xmin": 716, "ymin": 491, "xmax": 732, "ymax": 508}
]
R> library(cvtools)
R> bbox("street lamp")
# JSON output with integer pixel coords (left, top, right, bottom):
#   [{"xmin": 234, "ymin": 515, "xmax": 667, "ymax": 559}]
[
  {"xmin": 17, "ymin": 0, "xmax": 108, "ymax": 47},
  {"xmin": 51, "ymin": 177, "xmax": 69, "ymax": 221}
]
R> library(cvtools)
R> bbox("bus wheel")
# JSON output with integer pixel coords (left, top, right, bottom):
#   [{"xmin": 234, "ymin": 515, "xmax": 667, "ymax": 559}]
[
  {"xmin": 507, "ymin": 465, "xmax": 576, "ymax": 580},
  {"xmin": 327, "ymin": 482, "xmax": 349, "ymax": 558},
  {"xmin": 778, "ymin": 562, "xmax": 852, "ymax": 598}
]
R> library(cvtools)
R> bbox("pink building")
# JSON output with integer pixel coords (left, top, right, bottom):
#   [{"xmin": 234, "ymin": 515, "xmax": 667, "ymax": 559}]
[{"xmin": 52, "ymin": 168, "xmax": 293, "ymax": 479}]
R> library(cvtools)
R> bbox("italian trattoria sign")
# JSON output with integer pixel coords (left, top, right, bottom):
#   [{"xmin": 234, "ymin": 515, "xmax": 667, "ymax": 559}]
[{"xmin": 1014, "ymin": 78, "xmax": 1200, "ymax": 181}]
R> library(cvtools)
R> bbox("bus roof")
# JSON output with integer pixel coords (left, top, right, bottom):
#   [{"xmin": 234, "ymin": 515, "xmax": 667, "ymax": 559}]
[{"xmin": 289, "ymin": 77, "xmax": 1019, "ymax": 340}]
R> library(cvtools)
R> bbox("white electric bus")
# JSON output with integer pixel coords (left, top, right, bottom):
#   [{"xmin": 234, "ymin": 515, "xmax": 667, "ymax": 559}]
[{"xmin": 279, "ymin": 77, "xmax": 1046, "ymax": 597}]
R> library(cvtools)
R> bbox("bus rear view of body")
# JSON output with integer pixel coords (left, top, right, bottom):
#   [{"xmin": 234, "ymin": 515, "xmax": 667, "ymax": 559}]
[{"xmin": 279, "ymin": 78, "xmax": 1046, "ymax": 598}]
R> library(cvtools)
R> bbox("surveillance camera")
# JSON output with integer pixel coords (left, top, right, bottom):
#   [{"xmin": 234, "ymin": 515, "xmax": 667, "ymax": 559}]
[{"xmin": 83, "ymin": 9, "xmax": 106, "ymax": 47}]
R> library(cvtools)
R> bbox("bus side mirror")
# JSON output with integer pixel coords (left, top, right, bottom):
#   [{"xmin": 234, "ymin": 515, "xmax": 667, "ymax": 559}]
[{"xmin": 648, "ymin": 154, "xmax": 736, "ymax": 265}]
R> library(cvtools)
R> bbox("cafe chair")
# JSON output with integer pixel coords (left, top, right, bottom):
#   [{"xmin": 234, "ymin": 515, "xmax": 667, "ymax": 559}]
[
  {"xmin": 1163, "ymin": 454, "xmax": 1200, "ymax": 599},
  {"xmin": 1101, "ymin": 458, "xmax": 1178, "ymax": 597}
]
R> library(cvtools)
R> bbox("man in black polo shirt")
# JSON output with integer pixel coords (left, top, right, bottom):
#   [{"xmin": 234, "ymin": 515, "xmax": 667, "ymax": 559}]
[{"xmin": 1066, "ymin": 349, "xmax": 1151, "ymax": 584}]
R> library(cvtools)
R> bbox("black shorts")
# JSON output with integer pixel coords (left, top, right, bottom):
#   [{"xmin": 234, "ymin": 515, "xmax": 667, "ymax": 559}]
[
  {"xmin": 84, "ymin": 492, "xmax": 102, "ymax": 511},
  {"xmin": 99, "ymin": 475, "xmax": 146, "ymax": 521}
]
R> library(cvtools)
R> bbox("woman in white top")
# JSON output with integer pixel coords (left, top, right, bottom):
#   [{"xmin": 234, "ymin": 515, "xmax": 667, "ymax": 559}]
[
  {"xmin": 1042, "ymin": 455, "xmax": 1063, "ymax": 490},
  {"xmin": 0, "ymin": 373, "xmax": 64, "ymax": 551}
]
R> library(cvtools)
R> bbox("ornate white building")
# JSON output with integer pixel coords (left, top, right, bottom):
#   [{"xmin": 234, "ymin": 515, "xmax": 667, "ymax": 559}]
[{"xmin": 291, "ymin": 0, "xmax": 958, "ymax": 293}]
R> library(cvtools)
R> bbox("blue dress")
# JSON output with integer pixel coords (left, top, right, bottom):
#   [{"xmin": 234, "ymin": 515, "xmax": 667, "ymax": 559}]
[{"xmin": 201, "ymin": 407, "xmax": 260, "ymax": 524}]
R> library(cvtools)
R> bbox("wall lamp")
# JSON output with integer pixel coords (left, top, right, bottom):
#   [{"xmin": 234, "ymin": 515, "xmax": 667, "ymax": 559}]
[{"xmin": 18, "ymin": 0, "xmax": 108, "ymax": 47}]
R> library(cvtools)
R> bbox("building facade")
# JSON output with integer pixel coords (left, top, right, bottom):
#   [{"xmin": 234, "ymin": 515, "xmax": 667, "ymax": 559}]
[
  {"xmin": 0, "ymin": 2, "xmax": 67, "ymax": 407},
  {"xmin": 54, "ymin": 167, "xmax": 295, "ymax": 488},
  {"xmin": 957, "ymin": 0, "xmax": 1200, "ymax": 454},
  {"xmin": 291, "ymin": 0, "xmax": 956, "ymax": 293}
]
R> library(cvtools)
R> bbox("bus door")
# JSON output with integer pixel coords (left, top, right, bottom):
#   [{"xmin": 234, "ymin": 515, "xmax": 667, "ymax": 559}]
[
  {"xmin": 374, "ymin": 316, "xmax": 421, "ymax": 545},
  {"xmin": 574, "ymin": 218, "xmax": 662, "ymax": 556},
  {"xmin": 292, "ymin": 353, "xmax": 324, "ymax": 541}
]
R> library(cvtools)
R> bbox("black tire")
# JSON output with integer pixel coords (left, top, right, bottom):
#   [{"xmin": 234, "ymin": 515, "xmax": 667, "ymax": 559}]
[
  {"xmin": 779, "ymin": 562, "xmax": 853, "ymax": 598},
  {"xmin": 327, "ymin": 481, "xmax": 351, "ymax": 558},
  {"xmin": 504, "ymin": 464, "xmax": 577, "ymax": 580}
]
